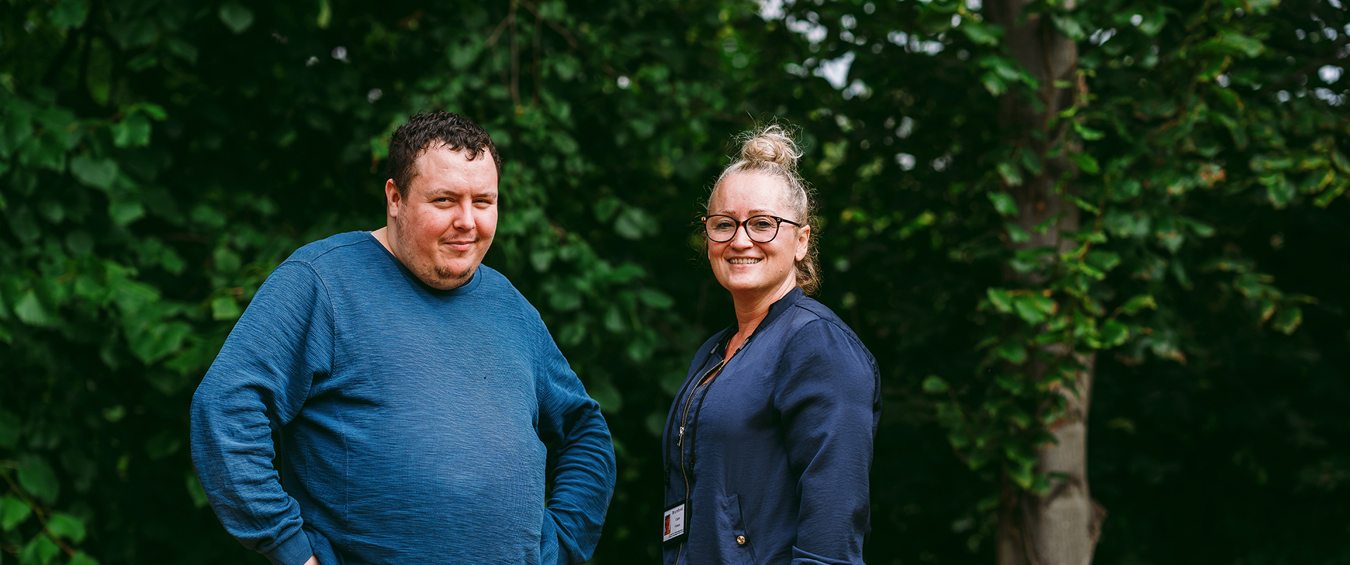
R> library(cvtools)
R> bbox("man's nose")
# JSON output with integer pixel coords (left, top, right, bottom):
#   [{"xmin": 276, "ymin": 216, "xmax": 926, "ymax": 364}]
[{"xmin": 452, "ymin": 200, "xmax": 476, "ymax": 231}]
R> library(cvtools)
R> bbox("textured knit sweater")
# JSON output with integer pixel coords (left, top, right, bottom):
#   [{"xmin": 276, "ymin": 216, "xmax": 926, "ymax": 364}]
[
  {"xmin": 662, "ymin": 287, "xmax": 881, "ymax": 565},
  {"xmin": 189, "ymin": 231, "xmax": 616, "ymax": 565}
]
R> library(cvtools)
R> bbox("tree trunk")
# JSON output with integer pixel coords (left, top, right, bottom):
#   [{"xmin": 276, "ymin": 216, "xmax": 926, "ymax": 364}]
[{"xmin": 987, "ymin": 1, "xmax": 1106, "ymax": 564}]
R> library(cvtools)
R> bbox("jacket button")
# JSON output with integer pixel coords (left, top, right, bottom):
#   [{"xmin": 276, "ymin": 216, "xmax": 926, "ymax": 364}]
[{"xmin": 736, "ymin": 535, "xmax": 746, "ymax": 545}]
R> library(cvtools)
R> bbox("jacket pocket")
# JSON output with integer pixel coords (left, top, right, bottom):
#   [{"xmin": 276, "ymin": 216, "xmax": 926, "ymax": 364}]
[{"xmin": 723, "ymin": 493, "xmax": 758, "ymax": 565}]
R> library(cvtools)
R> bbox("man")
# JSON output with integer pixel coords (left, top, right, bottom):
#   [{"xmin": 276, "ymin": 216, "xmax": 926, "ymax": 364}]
[{"xmin": 190, "ymin": 111, "xmax": 616, "ymax": 565}]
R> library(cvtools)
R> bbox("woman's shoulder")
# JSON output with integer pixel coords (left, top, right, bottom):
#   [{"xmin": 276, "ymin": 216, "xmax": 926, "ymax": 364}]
[
  {"xmin": 772, "ymin": 296, "xmax": 879, "ymax": 400},
  {"xmin": 783, "ymin": 296, "xmax": 865, "ymax": 347}
]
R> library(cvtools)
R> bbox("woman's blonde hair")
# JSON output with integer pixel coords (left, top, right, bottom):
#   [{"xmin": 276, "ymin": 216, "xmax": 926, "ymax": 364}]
[{"xmin": 707, "ymin": 124, "xmax": 821, "ymax": 295}]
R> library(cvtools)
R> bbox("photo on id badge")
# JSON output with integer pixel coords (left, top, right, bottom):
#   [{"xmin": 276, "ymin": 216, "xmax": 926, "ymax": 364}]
[{"xmin": 663, "ymin": 501, "xmax": 687, "ymax": 543}]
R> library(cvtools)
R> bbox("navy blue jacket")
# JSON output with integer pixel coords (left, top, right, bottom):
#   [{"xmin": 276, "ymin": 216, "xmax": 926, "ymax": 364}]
[{"xmin": 662, "ymin": 288, "xmax": 881, "ymax": 565}]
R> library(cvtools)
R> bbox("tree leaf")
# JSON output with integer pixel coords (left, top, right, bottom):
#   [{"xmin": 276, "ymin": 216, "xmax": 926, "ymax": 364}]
[
  {"xmin": 1, "ymin": 495, "xmax": 31, "ymax": 531},
  {"xmin": 14, "ymin": 290, "xmax": 55, "ymax": 327},
  {"xmin": 988, "ymin": 191, "xmax": 1018, "ymax": 215},
  {"xmin": 592, "ymin": 197, "xmax": 621, "ymax": 222},
  {"xmin": 185, "ymin": 472, "xmax": 209, "ymax": 509},
  {"xmin": 1073, "ymin": 121, "xmax": 1105, "ymax": 141},
  {"xmin": 126, "ymin": 320, "xmax": 192, "ymax": 364},
  {"xmin": 1100, "ymin": 319, "xmax": 1129, "ymax": 347},
  {"xmin": 20, "ymin": 534, "xmax": 60, "ymax": 565},
  {"xmin": 1051, "ymin": 15, "xmax": 1087, "ymax": 41},
  {"xmin": 218, "ymin": 1, "xmax": 254, "ymax": 34},
  {"xmin": 603, "ymin": 304, "xmax": 626, "ymax": 333},
  {"xmin": 981, "ymin": 72, "xmax": 1008, "ymax": 96},
  {"xmin": 18, "ymin": 456, "xmax": 60, "ymax": 504},
  {"xmin": 210, "ymin": 296, "xmax": 241, "ymax": 320},
  {"xmin": 961, "ymin": 22, "xmax": 1002, "ymax": 46},
  {"xmin": 996, "ymin": 162, "xmax": 1023, "ymax": 187},
  {"xmin": 614, "ymin": 207, "xmax": 655, "ymax": 240},
  {"xmin": 1071, "ymin": 152, "xmax": 1101, "ymax": 174},
  {"xmin": 46, "ymin": 512, "xmax": 87, "ymax": 543},
  {"xmin": 1250, "ymin": 155, "xmax": 1292, "ymax": 174},
  {"xmin": 922, "ymin": 375, "xmax": 949, "ymax": 393},
  {"xmin": 316, "ymin": 0, "xmax": 332, "ymax": 28},
  {"xmin": 1180, "ymin": 217, "xmax": 1216, "ymax": 237},
  {"xmin": 1013, "ymin": 295, "xmax": 1049, "ymax": 324},
  {"xmin": 1218, "ymin": 31, "xmax": 1265, "ymax": 58},
  {"xmin": 1264, "ymin": 174, "xmax": 1295, "ymax": 208},
  {"xmin": 48, "ymin": 0, "xmax": 89, "ymax": 29},
  {"xmin": 112, "ymin": 114, "xmax": 152, "ymax": 148},
  {"xmin": 1331, "ymin": 151, "xmax": 1350, "ymax": 174},
  {"xmin": 1086, "ymin": 250, "xmax": 1121, "ymax": 273},
  {"xmin": 1118, "ymin": 294, "xmax": 1157, "ymax": 315},
  {"xmin": 995, "ymin": 341, "xmax": 1028, "ymax": 364},
  {"xmin": 109, "ymin": 199, "xmax": 146, "ymax": 226},
  {"xmin": 636, "ymin": 288, "xmax": 673, "ymax": 309},
  {"xmin": 986, "ymin": 288, "xmax": 1014, "ymax": 313},
  {"xmin": 1272, "ymin": 306, "xmax": 1302, "ymax": 334},
  {"xmin": 69, "ymin": 155, "xmax": 118, "ymax": 190},
  {"xmin": 1007, "ymin": 460, "xmax": 1034, "ymax": 489}
]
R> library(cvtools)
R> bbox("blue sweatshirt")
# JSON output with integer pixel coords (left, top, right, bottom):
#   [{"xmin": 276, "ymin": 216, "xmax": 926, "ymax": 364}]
[
  {"xmin": 662, "ymin": 287, "xmax": 881, "ymax": 565},
  {"xmin": 189, "ymin": 231, "xmax": 616, "ymax": 565}
]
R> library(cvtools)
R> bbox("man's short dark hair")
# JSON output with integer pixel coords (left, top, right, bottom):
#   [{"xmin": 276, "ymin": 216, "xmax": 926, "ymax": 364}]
[{"xmin": 386, "ymin": 111, "xmax": 501, "ymax": 196}]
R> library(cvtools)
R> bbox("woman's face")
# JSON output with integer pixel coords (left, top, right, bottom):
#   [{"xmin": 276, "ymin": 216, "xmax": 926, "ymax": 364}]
[{"xmin": 706, "ymin": 172, "xmax": 810, "ymax": 303}]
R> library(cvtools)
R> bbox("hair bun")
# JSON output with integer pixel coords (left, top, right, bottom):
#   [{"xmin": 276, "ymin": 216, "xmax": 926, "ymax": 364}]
[{"xmin": 739, "ymin": 125, "xmax": 801, "ymax": 170}]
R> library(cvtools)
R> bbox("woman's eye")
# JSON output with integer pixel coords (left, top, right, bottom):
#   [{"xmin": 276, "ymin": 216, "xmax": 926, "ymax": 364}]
[
  {"xmin": 714, "ymin": 221, "xmax": 735, "ymax": 230},
  {"xmin": 750, "ymin": 219, "xmax": 775, "ymax": 230}
]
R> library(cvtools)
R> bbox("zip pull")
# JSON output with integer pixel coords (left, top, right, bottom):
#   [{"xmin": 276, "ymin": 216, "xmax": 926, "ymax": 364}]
[{"xmin": 677, "ymin": 426, "xmax": 685, "ymax": 446}]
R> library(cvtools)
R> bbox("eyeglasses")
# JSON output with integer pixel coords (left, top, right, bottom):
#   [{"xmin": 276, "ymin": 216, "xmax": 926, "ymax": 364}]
[{"xmin": 702, "ymin": 214, "xmax": 802, "ymax": 243}]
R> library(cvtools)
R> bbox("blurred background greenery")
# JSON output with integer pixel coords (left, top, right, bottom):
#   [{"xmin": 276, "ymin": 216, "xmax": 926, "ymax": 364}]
[{"xmin": 2, "ymin": 0, "xmax": 1348, "ymax": 563}]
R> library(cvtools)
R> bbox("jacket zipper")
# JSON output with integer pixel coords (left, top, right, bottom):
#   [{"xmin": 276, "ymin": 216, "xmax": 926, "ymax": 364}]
[{"xmin": 675, "ymin": 344, "xmax": 739, "ymax": 563}]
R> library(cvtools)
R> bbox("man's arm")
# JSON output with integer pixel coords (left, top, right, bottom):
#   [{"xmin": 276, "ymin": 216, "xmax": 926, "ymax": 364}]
[
  {"xmin": 189, "ymin": 262, "xmax": 334, "ymax": 565},
  {"xmin": 777, "ymin": 320, "xmax": 880, "ymax": 565},
  {"xmin": 533, "ymin": 333, "xmax": 618, "ymax": 565}
]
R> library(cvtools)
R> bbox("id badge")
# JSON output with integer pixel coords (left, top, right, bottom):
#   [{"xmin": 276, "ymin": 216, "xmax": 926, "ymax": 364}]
[{"xmin": 662, "ymin": 501, "xmax": 688, "ymax": 543}]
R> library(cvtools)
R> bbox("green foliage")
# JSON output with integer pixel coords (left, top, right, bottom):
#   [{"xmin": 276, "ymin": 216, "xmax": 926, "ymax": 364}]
[{"xmin": 2, "ymin": 0, "xmax": 1347, "ymax": 563}]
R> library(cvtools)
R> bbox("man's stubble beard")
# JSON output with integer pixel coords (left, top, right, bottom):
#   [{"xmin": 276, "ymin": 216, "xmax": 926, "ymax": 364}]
[{"xmin": 394, "ymin": 211, "xmax": 476, "ymax": 284}]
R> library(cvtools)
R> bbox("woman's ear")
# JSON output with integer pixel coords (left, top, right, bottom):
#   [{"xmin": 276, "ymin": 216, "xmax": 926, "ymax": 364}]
[{"xmin": 795, "ymin": 224, "xmax": 811, "ymax": 262}]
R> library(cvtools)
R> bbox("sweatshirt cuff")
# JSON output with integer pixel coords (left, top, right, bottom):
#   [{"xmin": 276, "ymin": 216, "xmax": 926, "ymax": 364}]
[{"xmin": 264, "ymin": 529, "xmax": 314, "ymax": 565}]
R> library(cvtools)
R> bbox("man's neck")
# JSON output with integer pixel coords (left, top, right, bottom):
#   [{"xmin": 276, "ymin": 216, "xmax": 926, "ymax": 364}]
[{"xmin": 371, "ymin": 226, "xmax": 393, "ymax": 253}]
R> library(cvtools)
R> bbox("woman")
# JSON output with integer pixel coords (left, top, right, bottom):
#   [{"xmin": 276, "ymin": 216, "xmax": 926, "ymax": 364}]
[{"xmin": 662, "ymin": 125, "xmax": 881, "ymax": 565}]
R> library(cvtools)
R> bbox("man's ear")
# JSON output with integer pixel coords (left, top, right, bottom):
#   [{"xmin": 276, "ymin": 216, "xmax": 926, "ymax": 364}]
[{"xmin": 384, "ymin": 179, "xmax": 401, "ymax": 218}]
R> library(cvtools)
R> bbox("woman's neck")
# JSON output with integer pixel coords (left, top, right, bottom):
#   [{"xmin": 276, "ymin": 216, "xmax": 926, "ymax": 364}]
[{"xmin": 728, "ymin": 279, "xmax": 798, "ymax": 349}]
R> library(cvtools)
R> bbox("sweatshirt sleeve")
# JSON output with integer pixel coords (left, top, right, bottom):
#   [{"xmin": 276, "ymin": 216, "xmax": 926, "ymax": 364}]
[
  {"xmin": 775, "ymin": 319, "xmax": 880, "ymax": 565},
  {"xmin": 189, "ymin": 262, "xmax": 334, "ymax": 565},
  {"xmin": 533, "ymin": 327, "xmax": 618, "ymax": 565}
]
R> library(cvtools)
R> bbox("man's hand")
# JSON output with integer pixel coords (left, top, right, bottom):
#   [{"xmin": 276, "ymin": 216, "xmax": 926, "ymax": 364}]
[{"xmin": 304, "ymin": 557, "xmax": 320, "ymax": 565}]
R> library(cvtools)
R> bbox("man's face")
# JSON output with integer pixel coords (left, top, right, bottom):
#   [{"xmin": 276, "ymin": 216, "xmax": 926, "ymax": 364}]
[{"xmin": 385, "ymin": 145, "xmax": 498, "ymax": 290}]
